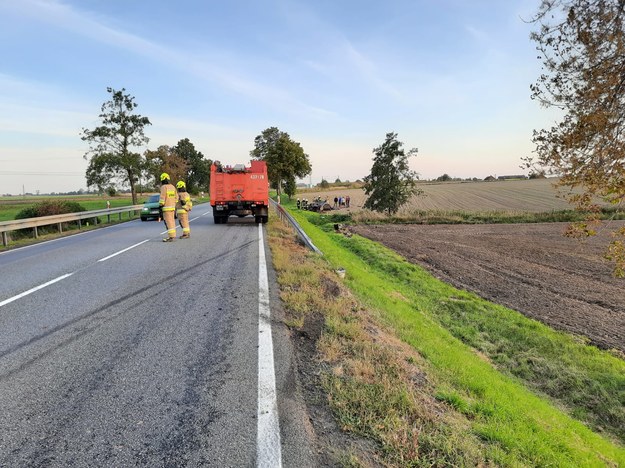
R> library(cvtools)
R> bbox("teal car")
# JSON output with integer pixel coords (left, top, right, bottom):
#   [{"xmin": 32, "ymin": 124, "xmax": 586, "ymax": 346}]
[{"xmin": 140, "ymin": 194, "xmax": 161, "ymax": 221}]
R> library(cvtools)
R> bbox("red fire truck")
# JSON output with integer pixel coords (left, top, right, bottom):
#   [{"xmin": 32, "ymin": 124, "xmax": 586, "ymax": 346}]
[{"xmin": 209, "ymin": 160, "xmax": 269, "ymax": 224}]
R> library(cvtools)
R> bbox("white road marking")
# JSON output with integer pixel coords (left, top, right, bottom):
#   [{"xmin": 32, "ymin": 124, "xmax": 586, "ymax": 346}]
[
  {"xmin": 0, "ymin": 222, "xmax": 125, "ymax": 256},
  {"xmin": 0, "ymin": 215, "xmax": 194, "ymax": 307},
  {"xmin": 97, "ymin": 240, "xmax": 150, "ymax": 262},
  {"xmin": 257, "ymin": 223, "xmax": 282, "ymax": 467},
  {"xmin": 0, "ymin": 273, "xmax": 74, "ymax": 308}
]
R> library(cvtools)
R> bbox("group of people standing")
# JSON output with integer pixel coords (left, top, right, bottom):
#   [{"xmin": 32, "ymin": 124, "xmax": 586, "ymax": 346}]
[
  {"xmin": 159, "ymin": 172, "xmax": 193, "ymax": 242},
  {"xmin": 333, "ymin": 195, "xmax": 350, "ymax": 209}
]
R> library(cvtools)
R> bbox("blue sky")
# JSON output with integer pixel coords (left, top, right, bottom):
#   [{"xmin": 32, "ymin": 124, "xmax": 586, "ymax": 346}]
[{"xmin": 0, "ymin": 0, "xmax": 550, "ymax": 195}]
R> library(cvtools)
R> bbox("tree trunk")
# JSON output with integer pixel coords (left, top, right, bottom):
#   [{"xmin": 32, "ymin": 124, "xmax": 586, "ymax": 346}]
[{"xmin": 127, "ymin": 169, "xmax": 138, "ymax": 205}]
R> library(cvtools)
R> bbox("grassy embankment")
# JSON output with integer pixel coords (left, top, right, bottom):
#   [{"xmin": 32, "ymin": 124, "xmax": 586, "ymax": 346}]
[{"xmin": 268, "ymin": 203, "xmax": 625, "ymax": 466}]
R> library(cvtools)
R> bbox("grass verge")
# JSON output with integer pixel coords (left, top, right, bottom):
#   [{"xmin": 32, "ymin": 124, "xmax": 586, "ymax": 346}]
[
  {"xmin": 350, "ymin": 206, "xmax": 625, "ymax": 225},
  {"xmin": 268, "ymin": 216, "xmax": 489, "ymax": 466},
  {"xmin": 274, "ymin": 206, "xmax": 625, "ymax": 466}
]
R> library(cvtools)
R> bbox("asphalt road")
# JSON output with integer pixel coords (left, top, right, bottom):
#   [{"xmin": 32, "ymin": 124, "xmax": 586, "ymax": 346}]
[{"xmin": 0, "ymin": 204, "xmax": 315, "ymax": 467}]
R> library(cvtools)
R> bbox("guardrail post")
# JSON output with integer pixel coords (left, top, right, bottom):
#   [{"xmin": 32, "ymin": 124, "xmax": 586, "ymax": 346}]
[
  {"xmin": 2, "ymin": 232, "xmax": 7, "ymax": 246},
  {"xmin": 34, "ymin": 226, "xmax": 38, "ymax": 238},
  {"xmin": 58, "ymin": 222, "xmax": 63, "ymax": 234}
]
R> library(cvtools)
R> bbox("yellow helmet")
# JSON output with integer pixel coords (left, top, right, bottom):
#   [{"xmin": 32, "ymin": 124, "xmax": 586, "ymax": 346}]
[
  {"xmin": 160, "ymin": 172, "xmax": 170, "ymax": 181},
  {"xmin": 176, "ymin": 181, "xmax": 186, "ymax": 189}
]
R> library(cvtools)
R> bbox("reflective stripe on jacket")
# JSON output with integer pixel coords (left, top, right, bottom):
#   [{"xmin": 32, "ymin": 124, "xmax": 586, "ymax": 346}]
[
  {"xmin": 176, "ymin": 191, "xmax": 192, "ymax": 213},
  {"xmin": 160, "ymin": 184, "xmax": 178, "ymax": 212}
]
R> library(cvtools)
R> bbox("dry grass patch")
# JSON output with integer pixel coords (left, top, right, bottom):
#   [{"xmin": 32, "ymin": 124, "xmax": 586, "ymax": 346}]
[{"xmin": 267, "ymin": 216, "xmax": 489, "ymax": 466}]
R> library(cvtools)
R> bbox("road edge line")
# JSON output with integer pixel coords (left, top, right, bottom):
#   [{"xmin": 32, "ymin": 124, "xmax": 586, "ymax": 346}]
[{"xmin": 257, "ymin": 222, "xmax": 282, "ymax": 467}]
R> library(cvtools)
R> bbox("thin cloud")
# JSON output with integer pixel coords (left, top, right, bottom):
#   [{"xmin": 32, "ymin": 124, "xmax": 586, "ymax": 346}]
[
  {"xmin": 277, "ymin": 0, "xmax": 404, "ymax": 101},
  {"xmin": 340, "ymin": 40, "xmax": 404, "ymax": 101},
  {"xmin": 5, "ymin": 0, "xmax": 334, "ymax": 118}
]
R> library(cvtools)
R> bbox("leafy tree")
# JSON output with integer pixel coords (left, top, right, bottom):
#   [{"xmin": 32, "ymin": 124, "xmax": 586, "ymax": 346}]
[
  {"xmin": 172, "ymin": 138, "xmax": 212, "ymax": 193},
  {"xmin": 436, "ymin": 174, "xmax": 452, "ymax": 182},
  {"xmin": 526, "ymin": 0, "xmax": 625, "ymax": 275},
  {"xmin": 144, "ymin": 145, "xmax": 189, "ymax": 189},
  {"xmin": 319, "ymin": 179, "xmax": 330, "ymax": 189},
  {"xmin": 81, "ymin": 87, "xmax": 151, "ymax": 205},
  {"xmin": 250, "ymin": 127, "xmax": 312, "ymax": 198},
  {"xmin": 363, "ymin": 132, "xmax": 422, "ymax": 215},
  {"xmin": 283, "ymin": 178, "xmax": 297, "ymax": 199}
]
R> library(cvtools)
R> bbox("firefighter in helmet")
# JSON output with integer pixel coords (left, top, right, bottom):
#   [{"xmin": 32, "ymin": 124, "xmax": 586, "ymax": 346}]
[
  {"xmin": 159, "ymin": 172, "xmax": 178, "ymax": 242},
  {"xmin": 176, "ymin": 180, "xmax": 192, "ymax": 239}
]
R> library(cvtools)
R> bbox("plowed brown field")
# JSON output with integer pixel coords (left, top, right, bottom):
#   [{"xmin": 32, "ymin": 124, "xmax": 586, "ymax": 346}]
[{"xmin": 351, "ymin": 221, "xmax": 625, "ymax": 353}]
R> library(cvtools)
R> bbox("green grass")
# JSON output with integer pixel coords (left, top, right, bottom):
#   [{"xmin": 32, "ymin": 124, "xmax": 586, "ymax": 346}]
[
  {"xmin": 286, "ymin": 206, "xmax": 625, "ymax": 466},
  {"xmin": 0, "ymin": 207, "xmax": 24, "ymax": 222},
  {"xmin": 268, "ymin": 217, "xmax": 490, "ymax": 466},
  {"xmin": 353, "ymin": 207, "xmax": 625, "ymax": 224},
  {"xmin": 0, "ymin": 197, "xmax": 136, "ymax": 222}
]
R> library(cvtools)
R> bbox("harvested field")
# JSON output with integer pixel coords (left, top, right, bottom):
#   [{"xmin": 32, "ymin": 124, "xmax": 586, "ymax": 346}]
[
  {"xmin": 351, "ymin": 221, "xmax": 625, "ymax": 354},
  {"xmin": 299, "ymin": 178, "xmax": 574, "ymax": 213}
]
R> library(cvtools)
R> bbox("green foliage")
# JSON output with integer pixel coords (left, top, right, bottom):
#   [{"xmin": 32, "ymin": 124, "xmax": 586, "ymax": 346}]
[
  {"xmin": 15, "ymin": 200, "xmax": 86, "ymax": 219},
  {"xmin": 82, "ymin": 87, "xmax": 151, "ymax": 205},
  {"xmin": 436, "ymin": 174, "xmax": 452, "ymax": 182},
  {"xmin": 318, "ymin": 179, "xmax": 330, "ymax": 189},
  {"xmin": 172, "ymin": 138, "xmax": 212, "ymax": 194},
  {"xmin": 282, "ymin": 177, "xmax": 297, "ymax": 199},
  {"xmin": 144, "ymin": 145, "xmax": 189, "ymax": 190},
  {"xmin": 363, "ymin": 132, "xmax": 422, "ymax": 215},
  {"xmin": 106, "ymin": 186, "xmax": 117, "ymax": 197},
  {"xmin": 250, "ymin": 127, "xmax": 312, "ymax": 197},
  {"xmin": 14, "ymin": 200, "xmax": 91, "ymax": 237}
]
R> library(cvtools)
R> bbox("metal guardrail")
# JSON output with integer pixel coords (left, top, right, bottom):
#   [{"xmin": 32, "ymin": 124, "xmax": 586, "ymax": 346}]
[
  {"xmin": 0, "ymin": 205, "xmax": 143, "ymax": 246},
  {"xmin": 270, "ymin": 199, "xmax": 323, "ymax": 255}
]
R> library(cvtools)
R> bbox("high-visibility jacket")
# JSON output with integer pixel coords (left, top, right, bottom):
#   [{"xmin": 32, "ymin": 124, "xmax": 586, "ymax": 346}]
[
  {"xmin": 176, "ymin": 190, "xmax": 192, "ymax": 212},
  {"xmin": 159, "ymin": 183, "xmax": 178, "ymax": 212}
]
